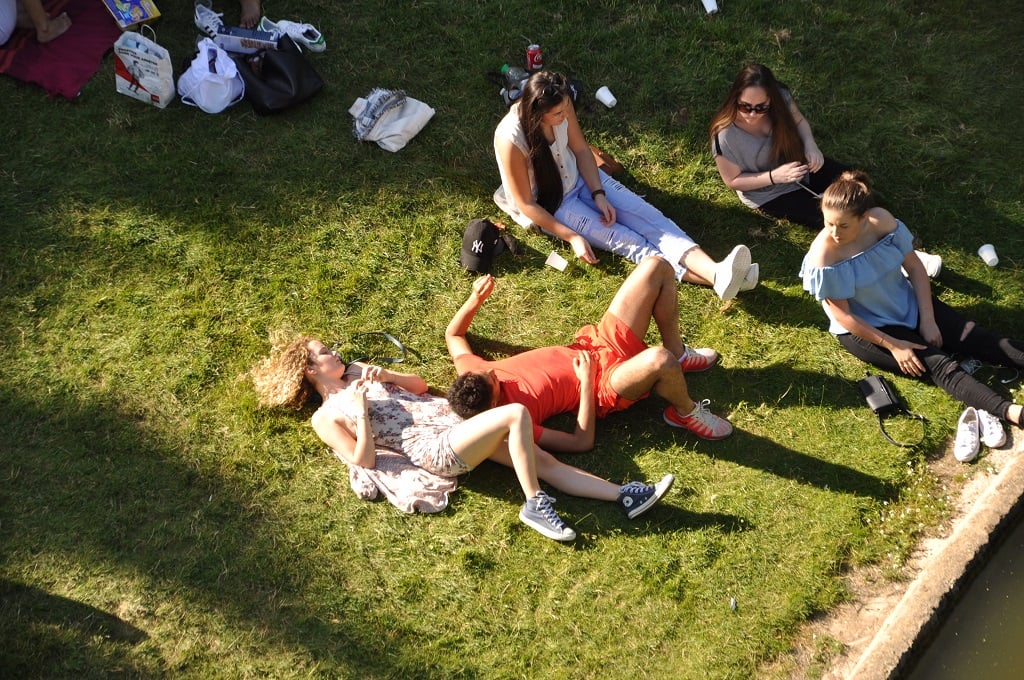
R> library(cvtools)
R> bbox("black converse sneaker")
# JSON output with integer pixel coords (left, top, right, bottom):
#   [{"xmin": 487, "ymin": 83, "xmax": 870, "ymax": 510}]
[{"xmin": 617, "ymin": 474, "xmax": 675, "ymax": 519}]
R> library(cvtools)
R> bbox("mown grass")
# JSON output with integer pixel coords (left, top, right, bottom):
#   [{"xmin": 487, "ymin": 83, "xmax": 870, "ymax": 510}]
[{"xmin": 2, "ymin": 0, "xmax": 1022, "ymax": 677}]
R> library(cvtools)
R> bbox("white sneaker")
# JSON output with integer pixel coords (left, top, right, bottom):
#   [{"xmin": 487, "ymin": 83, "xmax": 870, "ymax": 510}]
[
  {"xmin": 713, "ymin": 245, "xmax": 751, "ymax": 302},
  {"xmin": 954, "ymin": 407, "xmax": 980, "ymax": 462},
  {"xmin": 194, "ymin": 1, "xmax": 224, "ymax": 38},
  {"xmin": 915, "ymin": 250, "xmax": 942, "ymax": 278},
  {"xmin": 259, "ymin": 17, "xmax": 326, "ymax": 52},
  {"xmin": 738, "ymin": 263, "xmax": 759, "ymax": 292},
  {"xmin": 977, "ymin": 409, "xmax": 1006, "ymax": 449}
]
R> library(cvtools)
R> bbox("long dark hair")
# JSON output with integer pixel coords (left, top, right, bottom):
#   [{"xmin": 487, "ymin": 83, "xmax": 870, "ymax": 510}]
[
  {"xmin": 709, "ymin": 63, "xmax": 805, "ymax": 166},
  {"xmin": 517, "ymin": 71, "xmax": 571, "ymax": 214}
]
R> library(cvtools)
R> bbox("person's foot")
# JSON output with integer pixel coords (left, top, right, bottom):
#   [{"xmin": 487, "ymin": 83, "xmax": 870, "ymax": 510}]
[
  {"xmin": 902, "ymin": 250, "xmax": 942, "ymax": 279},
  {"xmin": 663, "ymin": 400, "xmax": 733, "ymax": 440},
  {"xmin": 520, "ymin": 491, "xmax": 576, "ymax": 541},
  {"xmin": 678, "ymin": 345, "xmax": 719, "ymax": 372},
  {"xmin": 36, "ymin": 12, "xmax": 71, "ymax": 44},
  {"xmin": 617, "ymin": 474, "xmax": 675, "ymax": 519},
  {"xmin": 712, "ymin": 245, "xmax": 752, "ymax": 301},
  {"xmin": 194, "ymin": 2, "xmax": 224, "ymax": 38},
  {"xmin": 977, "ymin": 409, "xmax": 1006, "ymax": 449},
  {"xmin": 916, "ymin": 250, "xmax": 942, "ymax": 278},
  {"xmin": 239, "ymin": 0, "xmax": 261, "ymax": 28},
  {"xmin": 953, "ymin": 407, "xmax": 980, "ymax": 462},
  {"xmin": 738, "ymin": 263, "xmax": 759, "ymax": 292}
]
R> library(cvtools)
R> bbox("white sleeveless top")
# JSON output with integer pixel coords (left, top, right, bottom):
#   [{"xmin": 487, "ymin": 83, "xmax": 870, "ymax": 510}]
[{"xmin": 492, "ymin": 103, "xmax": 579, "ymax": 227}]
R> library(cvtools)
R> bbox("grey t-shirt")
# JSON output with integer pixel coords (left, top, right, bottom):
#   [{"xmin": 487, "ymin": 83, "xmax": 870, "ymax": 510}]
[{"xmin": 712, "ymin": 89, "xmax": 801, "ymax": 208}]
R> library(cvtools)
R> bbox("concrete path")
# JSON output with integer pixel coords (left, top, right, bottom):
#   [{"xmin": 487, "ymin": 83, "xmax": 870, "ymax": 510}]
[{"xmin": 820, "ymin": 429, "xmax": 1024, "ymax": 679}]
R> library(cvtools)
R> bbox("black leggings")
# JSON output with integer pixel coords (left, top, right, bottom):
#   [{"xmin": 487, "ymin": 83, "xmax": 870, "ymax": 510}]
[
  {"xmin": 758, "ymin": 157, "xmax": 847, "ymax": 229},
  {"xmin": 837, "ymin": 297, "xmax": 1024, "ymax": 420}
]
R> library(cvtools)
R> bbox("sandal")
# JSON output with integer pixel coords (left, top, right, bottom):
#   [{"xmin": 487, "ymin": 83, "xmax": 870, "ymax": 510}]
[{"xmin": 258, "ymin": 17, "xmax": 326, "ymax": 52}]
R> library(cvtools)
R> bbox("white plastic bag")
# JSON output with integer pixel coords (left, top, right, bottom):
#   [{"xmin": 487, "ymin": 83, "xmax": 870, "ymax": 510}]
[
  {"xmin": 350, "ymin": 88, "xmax": 435, "ymax": 152},
  {"xmin": 113, "ymin": 26, "xmax": 175, "ymax": 109},
  {"xmin": 177, "ymin": 38, "xmax": 245, "ymax": 114}
]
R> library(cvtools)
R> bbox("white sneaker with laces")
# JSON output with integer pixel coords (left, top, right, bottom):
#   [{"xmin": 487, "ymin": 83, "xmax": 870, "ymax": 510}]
[
  {"xmin": 916, "ymin": 250, "xmax": 942, "ymax": 278},
  {"xmin": 954, "ymin": 407, "xmax": 980, "ymax": 462},
  {"xmin": 713, "ymin": 245, "xmax": 751, "ymax": 302},
  {"xmin": 738, "ymin": 263, "xmax": 759, "ymax": 292},
  {"xmin": 259, "ymin": 17, "xmax": 326, "ymax": 52},
  {"xmin": 194, "ymin": 1, "xmax": 224, "ymax": 38},
  {"xmin": 977, "ymin": 409, "xmax": 1006, "ymax": 449},
  {"xmin": 902, "ymin": 250, "xmax": 942, "ymax": 279}
]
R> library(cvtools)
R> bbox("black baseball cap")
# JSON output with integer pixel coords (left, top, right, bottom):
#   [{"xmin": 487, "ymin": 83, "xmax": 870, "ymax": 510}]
[{"xmin": 460, "ymin": 218, "xmax": 507, "ymax": 273}]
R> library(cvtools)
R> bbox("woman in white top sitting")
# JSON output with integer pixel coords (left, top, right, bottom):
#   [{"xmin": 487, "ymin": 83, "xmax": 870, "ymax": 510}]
[{"xmin": 493, "ymin": 70, "xmax": 757, "ymax": 302}]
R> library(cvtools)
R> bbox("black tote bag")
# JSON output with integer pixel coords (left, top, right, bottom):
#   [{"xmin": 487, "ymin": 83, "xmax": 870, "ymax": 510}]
[{"xmin": 233, "ymin": 35, "xmax": 324, "ymax": 115}]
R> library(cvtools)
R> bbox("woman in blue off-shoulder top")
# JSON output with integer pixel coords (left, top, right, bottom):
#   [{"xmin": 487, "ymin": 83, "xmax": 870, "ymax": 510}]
[{"xmin": 800, "ymin": 170, "xmax": 1024, "ymax": 427}]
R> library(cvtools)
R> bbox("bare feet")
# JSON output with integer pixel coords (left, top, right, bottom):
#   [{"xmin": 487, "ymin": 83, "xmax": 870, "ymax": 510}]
[
  {"xmin": 239, "ymin": 0, "xmax": 260, "ymax": 28},
  {"xmin": 36, "ymin": 11, "xmax": 71, "ymax": 44}
]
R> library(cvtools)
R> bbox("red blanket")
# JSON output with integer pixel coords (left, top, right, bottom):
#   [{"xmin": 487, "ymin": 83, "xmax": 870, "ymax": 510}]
[{"xmin": 0, "ymin": 0, "xmax": 122, "ymax": 99}]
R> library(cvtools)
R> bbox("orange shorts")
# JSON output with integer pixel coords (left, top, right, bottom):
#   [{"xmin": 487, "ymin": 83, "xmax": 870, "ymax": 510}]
[{"xmin": 570, "ymin": 311, "xmax": 649, "ymax": 418}]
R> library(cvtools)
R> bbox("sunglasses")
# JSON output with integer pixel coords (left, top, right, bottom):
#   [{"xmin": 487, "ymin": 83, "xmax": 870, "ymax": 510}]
[
  {"xmin": 736, "ymin": 101, "xmax": 771, "ymax": 114},
  {"xmin": 543, "ymin": 83, "xmax": 567, "ymax": 98}
]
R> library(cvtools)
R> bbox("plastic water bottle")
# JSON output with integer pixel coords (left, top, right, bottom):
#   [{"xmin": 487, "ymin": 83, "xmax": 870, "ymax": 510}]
[
  {"xmin": 502, "ymin": 64, "xmax": 529, "ymax": 87},
  {"xmin": 501, "ymin": 63, "xmax": 530, "ymax": 102}
]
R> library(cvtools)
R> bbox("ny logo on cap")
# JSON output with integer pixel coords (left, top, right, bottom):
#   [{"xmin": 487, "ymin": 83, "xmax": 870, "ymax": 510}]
[{"xmin": 471, "ymin": 239, "xmax": 486, "ymax": 254}]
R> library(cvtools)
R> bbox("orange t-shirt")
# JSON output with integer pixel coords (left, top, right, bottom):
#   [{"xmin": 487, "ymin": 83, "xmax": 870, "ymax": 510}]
[{"xmin": 454, "ymin": 313, "xmax": 647, "ymax": 441}]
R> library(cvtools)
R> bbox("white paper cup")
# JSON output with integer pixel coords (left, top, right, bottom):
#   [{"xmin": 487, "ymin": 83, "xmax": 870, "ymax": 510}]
[
  {"xmin": 701, "ymin": 0, "xmax": 719, "ymax": 14},
  {"xmin": 545, "ymin": 251, "xmax": 569, "ymax": 271},
  {"xmin": 595, "ymin": 85, "xmax": 617, "ymax": 108},
  {"xmin": 978, "ymin": 243, "xmax": 999, "ymax": 267}
]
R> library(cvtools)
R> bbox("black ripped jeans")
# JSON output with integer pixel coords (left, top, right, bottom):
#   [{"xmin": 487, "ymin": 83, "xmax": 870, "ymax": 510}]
[{"xmin": 837, "ymin": 297, "xmax": 1024, "ymax": 420}]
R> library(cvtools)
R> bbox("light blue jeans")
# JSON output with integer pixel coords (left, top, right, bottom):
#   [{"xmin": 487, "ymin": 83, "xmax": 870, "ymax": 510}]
[{"xmin": 553, "ymin": 171, "xmax": 698, "ymax": 280}]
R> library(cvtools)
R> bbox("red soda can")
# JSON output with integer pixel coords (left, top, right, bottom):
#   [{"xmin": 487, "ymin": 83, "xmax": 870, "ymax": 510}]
[{"xmin": 526, "ymin": 44, "xmax": 544, "ymax": 71}]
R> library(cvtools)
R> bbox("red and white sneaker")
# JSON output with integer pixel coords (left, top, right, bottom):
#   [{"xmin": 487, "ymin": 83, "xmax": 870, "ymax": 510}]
[
  {"xmin": 663, "ymin": 400, "xmax": 733, "ymax": 440},
  {"xmin": 679, "ymin": 345, "xmax": 719, "ymax": 372}
]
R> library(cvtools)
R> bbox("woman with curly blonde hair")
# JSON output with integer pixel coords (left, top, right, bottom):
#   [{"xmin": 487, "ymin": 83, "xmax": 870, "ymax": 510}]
[{"xmin": 251, "ymin": 336, "xmax": 674, "ymax": 541}]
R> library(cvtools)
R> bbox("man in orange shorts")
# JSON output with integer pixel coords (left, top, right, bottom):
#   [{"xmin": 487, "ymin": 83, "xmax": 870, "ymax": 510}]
[{"xmin": 445, "ymin": 255, "xmax": 733, "ymax": 451}]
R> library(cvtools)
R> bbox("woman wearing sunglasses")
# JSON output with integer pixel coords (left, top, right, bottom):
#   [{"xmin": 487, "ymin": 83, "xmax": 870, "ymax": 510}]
[
  {"xmin": 251, "ymin": 336, "xmax": 674, "ymax": 542},
  {"xmin": 494, "ymin": 70, "xmax": 757, "ymax": 302},
  {"xmin": 709, "ymin": 63, "xmax": 847, "ymax": 230}
]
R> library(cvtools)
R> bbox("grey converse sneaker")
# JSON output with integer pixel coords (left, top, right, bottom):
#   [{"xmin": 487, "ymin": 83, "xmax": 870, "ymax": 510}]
[
  {"xmin": 520, "ymin": 491, "xmax": 576, "ymax": 541},
  {"xmin": 617, "ymin": 474, "xmax": 675, "ymax": 519}
]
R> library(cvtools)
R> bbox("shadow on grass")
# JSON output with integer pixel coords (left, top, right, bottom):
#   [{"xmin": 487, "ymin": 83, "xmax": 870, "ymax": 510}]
[
  {"xmin": 0, "ymin": 387, "xmax": 463, "ymax": 678},
  {"xmin": 0, "ymin": 579, "xmax": 149, "ymax": 677},
  {"xmin": 695, "ymin": 429, "xmax": 898, "ymax": 501},
  {"xmin": 462, "ymin": 459, "xmax": 746, "ymax": 541}
]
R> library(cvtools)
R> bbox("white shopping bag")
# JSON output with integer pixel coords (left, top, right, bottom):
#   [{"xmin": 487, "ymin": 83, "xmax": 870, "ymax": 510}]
[
  {"xmin": 113, "ymin": 26, "xmax": 175, "ymax": 109},
  {"xmin": 177, "ymin": 38, "xmax": 245, "ymax": 114}
]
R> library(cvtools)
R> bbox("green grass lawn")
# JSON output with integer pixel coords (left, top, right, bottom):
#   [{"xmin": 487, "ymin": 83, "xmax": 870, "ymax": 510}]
[{"xmin": 2, "ymin": 1, "xmax": 1023, "ymax": 677}]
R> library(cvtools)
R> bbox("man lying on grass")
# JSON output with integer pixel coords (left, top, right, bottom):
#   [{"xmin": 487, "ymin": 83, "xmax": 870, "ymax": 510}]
[
  {"xmin": 445, "ymin": 255, "xmax": 734, "ymax": 446},
  {"xmin": 251, "ymin": 336, "xmax": 674, "ymax": 542}
]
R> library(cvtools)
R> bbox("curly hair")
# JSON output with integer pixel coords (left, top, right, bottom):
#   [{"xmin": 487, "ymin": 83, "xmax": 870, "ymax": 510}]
[
  {"xmin": 821, "ymin": 170, "xmax": 876, "ymax": 217},
  {"xmin": 446, "ymin": 372, "xmax": 494, "ymax": 419},
  {"xmin": 251, "ymin": 336, "xmax": 316, "ymax": 410}
]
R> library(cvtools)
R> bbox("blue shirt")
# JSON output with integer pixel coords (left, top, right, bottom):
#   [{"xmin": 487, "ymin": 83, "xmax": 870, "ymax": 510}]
[{"xmin": 800, "ymin": 221, "xmax": 918, "ymax": 335}]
